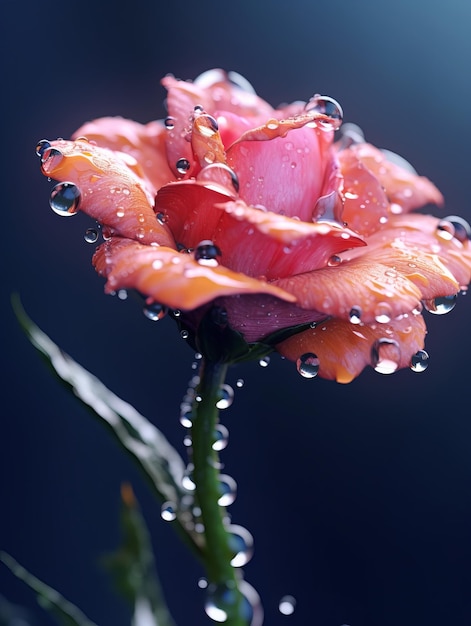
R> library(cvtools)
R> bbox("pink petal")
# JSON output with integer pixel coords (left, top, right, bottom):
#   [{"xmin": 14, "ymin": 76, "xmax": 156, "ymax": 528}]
[
  {"xmin": 93, "ymin": 238, "xmax": 295, "ymax": 310},
  {"xmin": 277, "ymin": 314, "xmax": 426, "ymax": 383}
]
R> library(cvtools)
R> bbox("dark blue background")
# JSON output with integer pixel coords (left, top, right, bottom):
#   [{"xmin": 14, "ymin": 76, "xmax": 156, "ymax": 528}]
[{"xmin": 2, "ymin": 1, "xmax": 471, "ymax": 625}]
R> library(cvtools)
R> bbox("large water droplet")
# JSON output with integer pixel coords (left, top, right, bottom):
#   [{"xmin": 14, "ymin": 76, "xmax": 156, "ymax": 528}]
[
  {"xmin": 371, "ymin": 338, "xmax": 401, "ymax": 374},
  {"xmin": 423, "ymin": 294, "xmax": 457, "ymax": 315},
  {"xmin": 305, "ymin": 95, "xmax": 343, "ymax": 131},
  {"xmin": 437, "ymin": 215, "xmax": 471, "ymax": 243},
  {"xmin": 296, "ymin": 353, "xmax": 320, "ymax": 378},
  {"xmin": 40, "ymin": 146, "xmax": 64, "ymax": 171},
  {"xmin": 197, "ymin": 162, "xmax": 240, "ymax": 193},
  {"xmin": 195, "ymin": 240, "xmax": 222, "ymax": 266},
  {"xmin": 279, "ymin": 595, "xmax": 296, "ymax": 616},
  {"xmin": 204, "ymin": 581, "xmax": 256, "ymax": 624},
  {"xmin": 216, "ymin": 384, "xmax": 234, "ymax": 409},
  {"xmin": 143, "ymin": 302, "xmax": 167, "ymax": 321},
  {"xmin": 35, "ymin": 139, "xmax": 51, "ymax": 158},
  {"xmin": 410, "ymin": 349, "xmax": 429, "ymax": 372},
  {"xmin": 176, "ymin": 158, "xmax": 191, "ymax": 174},
  {"xmin": 218, "ymin": 474, "xmax": 237, "ymax": 507},
  {"xmin": 49, "ymin": 182, "xmax": 81, "ymax": 216},
  {"xmin": 227, "ymin": 524, "xmax": 254, "ymax": 567}
]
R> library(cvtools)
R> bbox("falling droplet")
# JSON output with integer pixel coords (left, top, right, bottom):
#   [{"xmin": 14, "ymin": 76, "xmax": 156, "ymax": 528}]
[
  {"xmin": 259, "ymin": 356, "xmax": 271, "ymax": 368},
  {"xmin": 227, "ymin": 524, "xmax": 254, "ymax": 567},
  {"xmin": 212, "ymin": 424, "xmax": 229, "ymax": 451},
  {"xmin": 218, "ymin": 474, "xmax": 237, "ymax": 507},
  {"xmin": 176, "ymin": 158, "xmax": 191, "ymax": 174},
  {"xmin": 143, "ymin": 302, "xmax": 167, "ymax": 321},
  {"xmin": 195, "ymin": 240, "xmax": 222, "ymax": 266},
  {"xmin": 279, "ymin": 595, "xmax": 297, "ymax": 616},
  {"xmin": 161, "ymin": 502, "xmax": 177, "ymax": 521},
  {"xmin": 437, "ymin": 215, "xmax": 471, "ymax": 243},
  {"xmin": 410, "ymin": 349, "xmax": 429, "ymax": 372},
  {"xmin": 349, "ymin": 307, "xmax": 362, "ymax": 324},
  {"xmin": 371, "ymin": 338, "xmax": 401, "ymax": 374},
  {"xmin": 84, "ymin": 228, "xmax": 99, "ymax": 243},
  {"xmin": 216, "ymin": 384, "xmax": 234, "ymax": 410},
  {"xmin": 305, "ymin": 95, "xmax": 343, "ymax": 131},
  {"xmin": 423, "ymin": 294, "xmax": 457, "ymax": 315},
  {"xmin": 49, "ymin": 182, "xmax": 81, "ymax": 216},
  {"xmin": 296, "ymin": 353, "xmax": 320, "ymax": 378}
]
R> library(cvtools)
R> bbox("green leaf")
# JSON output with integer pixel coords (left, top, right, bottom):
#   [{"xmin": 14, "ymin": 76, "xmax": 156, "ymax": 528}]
[
  {"xmin": 104, "ymin": 485, "xmax": 176, "ymax": 626},
  {"xmin": 11, "ymin": 294, "xmax": 203, "ymax": 558},
  {"xmin": 0, "ymin": 552, "xmax": 98, "ymax": 626}
]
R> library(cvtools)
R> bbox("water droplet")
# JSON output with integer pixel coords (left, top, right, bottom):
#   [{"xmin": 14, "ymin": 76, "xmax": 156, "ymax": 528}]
[
  {"xmin": 410, "ymin": 349, "xmax": 429, "ymax": 372},
  {"xmin": 349, "ymin": 306, "xmax": 362, "ymax": 324},
  {"xmin": 259, "ymin": 356, "xmax": 271, "ymax": 368},
  {"xmin": 227, "ymin": 524, "xmax": 254, "ymax": 567},
  {"xmin": 212, "ymin": 424, "xmax": 229, "ymax": 451},
  {"xmin": 195, "ymin": 240, "xmax": 221, "ymax": 266},
  {"xmin": 173, "ymin": 309, "xmax": 181, "ymax": 318},
  {"xmin": 205, "ymin": 580, "xmax": 257, "ymax": 624},
  {"xmin": 197, "ymin": 162, "xmax": 240, "ymax": 193},
  {"xmin": 437, "ymin": 215, "xmax": 471, "ymax": 243},
  {"xmin": 84, "ymin": 228, "xmax": 99, "ymax": 243},
  {"xmin": 180, "ymin": 405, "xmax": 194, "ymax": 428},
  {"xmin": 40, "ymin": 146, "xmax": 64, "ymax": 170},
  {"xmin": 296, "ymin": 353, "xmax": 320, "ymax": 378},
  {"xmin": 236, "ymin": 378, "xmax": 244, "ymax": 388},
  {"xmin": 143, "ymin": 302, "xmax": 167, "ymax": 321},
  {"xmin": 161, "ymin": 502, "xmax": 177, "ymax": 521},
  {"xmin": 182, "ymin": 464, "xmax": 196, "ymax": 491},
  {"xmin": 305, "ymin": 95, "xmax": 343, "ymax": 131},
  {"xmin": 374, "ymin": 302, "xmax": 392, "ymax": 323},
  {"xmin": 279, "ymin": 595, "xmax": 296, "ymax": 616},
  {"xmin": 423, "ymin": 294, "xmax": 457, "ymax": 315},
  {"xmin": 218, "ymin": 474, "xmax": 237, "ymax": 506},
  {"xmin": 164, "ymin": 116, "xmax": 175, "ymax": 130},
  {"xmin": 35, "ymin": 139, "xmax": 51, "ymax": 158},
  {"xmin": 198, "ymin": 577, "xmax": 208, "ymax": 589},
  {"xmin": 181, "ymin": 329, "xmax": 190, "ymax": 340},
  {"xmin": 371, "ymin": 338, "xmax": 401, "ymax": 375},
  {"xmin": 176, "ymin": 158, "xmax": 191, "ymax": 174},
  {"xmin": 339, "ymin": 122, "xmax": 365, "ymax": 147},
  {"xmin": 49, "ymin": 182, "xmax": 81, "ymax": 216},
  {"xmin": 327, "ymin": 254, "xmax": 342, "ymax": 267},
  {"xmin": 216, "ymin": 384, "xmax": 234, "ymax": 410},
  {"xmin": 117, "ymin": 289, "xmax": 128, "ymax": 300}
]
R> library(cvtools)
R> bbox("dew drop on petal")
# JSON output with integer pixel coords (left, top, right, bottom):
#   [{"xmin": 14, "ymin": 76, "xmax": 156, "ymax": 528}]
[
  {"xmin": 197, "ymin": 162, "xmax": 240, "ymax": 193},
  {"xmin": 143, "ymin": 302, "xmax": 167, "ymax": 321},
  {"xmin": 161, "ymin": 502, "xmax": 177, "ymax": 521},
  {"xmin": 41, "ymin": 146, "xmax": 64, "ymax": 169},
  {"xmin": 84, "ymin": 228, "xmax": 99, "ymax": 243},
  {"xmin": 327, "ymin": 254, "xmax": 342, "ymax": 267},
  {"xmin": 195, "ymin": 240, "xmax": 221, "ymax": 266},
  {"xmin": 176, "ymin": 158, "xmax": 191, "ymax": 174},
  {"xmin": 164, "ymin": 116, "xmax": 175, "ymax": 130},
  {"xmin": 374, "ymin": 302, "xmax": 392, "ymax": 324},
  {"xmin": 305, "ymin": 95, "xmax": 343, "ymax": 131},
  {"xmin": 410, "ymin": 349, "xmax": 429, "ymax": 372},
  {"xmin": 216, "ymin": 384, "xmax": 234, "ymax": 410},
  {"xmin": 437, "ymin": 215, "xmax": 471, "ymax": 243},
  {"xmin": 349, "ymin": 306, "xmax": 362, "ymax": 324},
  {"xmin": 423, "ymin": 294, "xmax": 457, "ymax": 315},
  {"xmin": 35, "ymin": 139, "xmax": 51, "ymax": 158},
  {"xmin": 279, "ymin": 595, "xmax": 297, "ymax": 616},
  {"xmin": 371, "ymin": 338, "xmax": 401, "ymax": 374},
  {"xmin": 296, "ymin": 353, "xmax": 320, "ymax": 378},
  {"xmin": 49, "ymin": 182, "xmax": 81, "ymax": 216}
]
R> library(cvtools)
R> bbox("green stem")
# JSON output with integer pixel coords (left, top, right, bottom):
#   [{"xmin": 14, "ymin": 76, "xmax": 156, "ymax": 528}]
[{"xmin": 191, "ymin": 358, "xmax": 247, "ymax": 626}]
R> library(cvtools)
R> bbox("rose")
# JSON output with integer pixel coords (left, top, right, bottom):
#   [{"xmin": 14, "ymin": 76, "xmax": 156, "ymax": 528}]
[{"xmin": 37, "ymin": 69, "xmax": 471, "ymax": 382}]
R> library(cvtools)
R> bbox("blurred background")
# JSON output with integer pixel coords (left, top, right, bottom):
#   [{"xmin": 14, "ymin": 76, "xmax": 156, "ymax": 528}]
[{"xmin": 2, "ymin": 1, "xmax": 471, "ymax": 624}]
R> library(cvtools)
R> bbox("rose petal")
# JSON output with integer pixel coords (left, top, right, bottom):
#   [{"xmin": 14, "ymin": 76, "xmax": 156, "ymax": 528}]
[
  {"xmin": 277, "ymin": 314, "xmax": 426, "ymax": 383},
  {"xmin": 346, "ymin": 143, "xmax": 444, "ymax": 211},
  {"xmin": 42, "ymin": 139, "xmax": 174, "ymax": 247},
  {"xmin": 155, "ymin": 181, "xmax": 365, "ymax": 279},
  {"xmin": 274, "ymin": 257, "xmax": 422, "ymax": 323},
  {"xmin": 72, "ymin": 117, "xmax": 175, "ymax": 194},
  {"xmin": 93, "ymin": 238, "xmax": 295, "ymax": 310}
]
